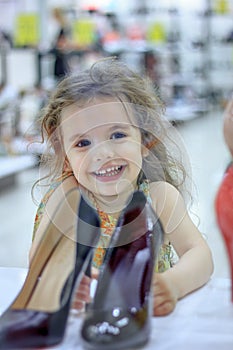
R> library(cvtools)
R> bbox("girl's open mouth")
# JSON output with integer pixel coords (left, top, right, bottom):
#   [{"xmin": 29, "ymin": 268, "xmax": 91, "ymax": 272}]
[{"xmin": 93, "ymin": 165, "xmax": 125, "ymax": 181}]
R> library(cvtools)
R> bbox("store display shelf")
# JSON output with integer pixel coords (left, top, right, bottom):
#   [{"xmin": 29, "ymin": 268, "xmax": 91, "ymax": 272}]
[
  {"xmin": 0, "ymin": 154, "xmax": 37, "ymax": 189},
  {"xmin": 165, "ymin": 99, "xmax": 209, "ymax": 122}
]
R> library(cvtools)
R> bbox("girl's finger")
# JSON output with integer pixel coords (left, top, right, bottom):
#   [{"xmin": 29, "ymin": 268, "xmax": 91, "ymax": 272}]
[
  {"xmin": 91, "ymin": 267, "xmax": 99, "ymax": 279},
  {"xmin": 82, "ymin": 274, "xmax": 92, "ymax": 286},
  {"xmin": 72, "ymin": 299, "xmax": 85, "ymax": 310},
  {"xmin": 75, "ymin": 290, "xmax": 91, "ymax": 303}
]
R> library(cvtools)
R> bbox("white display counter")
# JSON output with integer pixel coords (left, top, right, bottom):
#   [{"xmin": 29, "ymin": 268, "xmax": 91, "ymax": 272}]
[{"xmin": 0, "ymin": 267, "xmax": 232, "ymax": 350}]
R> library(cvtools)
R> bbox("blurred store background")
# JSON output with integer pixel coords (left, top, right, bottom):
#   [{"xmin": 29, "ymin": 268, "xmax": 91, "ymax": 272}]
[{"xmin": 0, "ymin": 0, "xmax": 232, "ymax": 277}]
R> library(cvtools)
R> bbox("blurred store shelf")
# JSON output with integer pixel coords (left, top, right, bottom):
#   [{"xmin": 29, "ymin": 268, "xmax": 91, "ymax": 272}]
[{"xmin": 0, "ymin": 154, "xmax": 37, "ymax": 190}]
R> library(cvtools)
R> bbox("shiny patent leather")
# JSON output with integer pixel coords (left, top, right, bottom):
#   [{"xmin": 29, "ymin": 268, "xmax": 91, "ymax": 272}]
[
  {"xmin": 0, "ymin": 190, "xmax": 100, "ymax": 349},
  {"xmin": 215, "ymin": 162, "xmax": 233, "ymax": 301},
  {"xmin": 81, "ymin": 190, "xmax": 164, "ymax": 350}
]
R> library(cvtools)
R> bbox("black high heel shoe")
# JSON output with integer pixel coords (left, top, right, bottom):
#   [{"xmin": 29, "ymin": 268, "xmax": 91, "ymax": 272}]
[
  {"xmin": 0, "ymin": 189, "xmax": 100, "ymax": 349},
  {"xmin": 81, "ymin": 190, "xmax": 164, "ymax": 350}
]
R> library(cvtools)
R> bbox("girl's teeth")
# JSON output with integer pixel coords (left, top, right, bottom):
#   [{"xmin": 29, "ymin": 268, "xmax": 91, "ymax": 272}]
[{"xmin": 95, "ymin": 166, "xmax": 122, "ymax": 176}]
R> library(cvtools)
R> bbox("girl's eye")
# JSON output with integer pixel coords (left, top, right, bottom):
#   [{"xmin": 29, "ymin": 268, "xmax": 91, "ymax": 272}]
[
  {"xmin": 111, "ymin": 132, "xmax": 127, "ymax": 140},
  {"xmin": 76, "ymin": 139, "xmax": 91, "ymax": 148}
]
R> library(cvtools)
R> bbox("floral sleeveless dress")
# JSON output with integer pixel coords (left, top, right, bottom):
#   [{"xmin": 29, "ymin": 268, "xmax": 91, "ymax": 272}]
[{"xmin": 33, "ymin": 180, "xmax": 173, "ymax": 273}]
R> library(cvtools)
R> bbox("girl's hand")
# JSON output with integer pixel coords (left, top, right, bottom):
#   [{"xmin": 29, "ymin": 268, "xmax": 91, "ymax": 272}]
[
  {"xmin": 71, "ymin": 267, "xmax": 99, "ymax": 311},
  {"xmin": 152, "ymin": 272, "xmax": 178, "ymax": 316},
  {"xmin": 91, "ymin": 267, "xmax": 99, "ymax": 280},
  {"xmin": 72, "ymin": 274, "xmax": 92, "ymax": 311}
]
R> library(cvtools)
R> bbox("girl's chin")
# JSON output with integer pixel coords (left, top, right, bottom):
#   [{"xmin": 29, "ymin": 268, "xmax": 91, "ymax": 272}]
[
  {"xmin": 93, "ymin": 183, "xmax": 136, "ymax": 198},
  {"xmin": 79, "ymin": 177, "xmax": 138, "ymax": 199}
]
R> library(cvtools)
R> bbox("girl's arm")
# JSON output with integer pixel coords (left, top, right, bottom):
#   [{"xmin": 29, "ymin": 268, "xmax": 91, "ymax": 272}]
[{"xmin": 150, "ymin": 181, "xmax": 214, "ymax": 315}]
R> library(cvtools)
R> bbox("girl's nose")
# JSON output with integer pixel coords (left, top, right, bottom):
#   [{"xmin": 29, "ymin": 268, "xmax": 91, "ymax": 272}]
[{"xmin": 93, "ymin": 141, "xmax": 114, "ymax": 162}]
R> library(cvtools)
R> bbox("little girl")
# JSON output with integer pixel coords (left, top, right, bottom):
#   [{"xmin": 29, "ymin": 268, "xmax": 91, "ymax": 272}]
[{"xmin": 30, "ymin": 58, "xmax": 213, "ymax": 316}]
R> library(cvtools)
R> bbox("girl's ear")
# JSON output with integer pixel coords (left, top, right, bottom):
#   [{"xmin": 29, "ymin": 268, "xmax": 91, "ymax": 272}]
[{"xmin": 63, "ymin": 156, "xmax": 72, "ymax": 173}]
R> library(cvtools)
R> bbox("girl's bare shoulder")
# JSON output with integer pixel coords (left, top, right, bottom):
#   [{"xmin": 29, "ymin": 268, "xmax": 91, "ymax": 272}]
[
  {"xmin": 149, "ymin": 181, "xmax": 180, "ymax": 200},
  {"xmin": 148, "ymin": 181, "xmax": 185, "ymax": 217}
]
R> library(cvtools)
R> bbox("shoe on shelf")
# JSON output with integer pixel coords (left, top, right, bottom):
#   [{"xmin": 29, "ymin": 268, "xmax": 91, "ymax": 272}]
[
  {"xmin": 0, "ymin": 189, "xmax": 100, "ymax": 349},
  {"xmin": 81, "ymin": 190, "xmax": 164, "ymax": 350}
]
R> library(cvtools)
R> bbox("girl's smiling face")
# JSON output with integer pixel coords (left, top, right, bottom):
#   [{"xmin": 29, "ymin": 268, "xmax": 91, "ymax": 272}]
[{"xmin": 61, "ymin": 98, "xmax": 147, "ymax": 204}]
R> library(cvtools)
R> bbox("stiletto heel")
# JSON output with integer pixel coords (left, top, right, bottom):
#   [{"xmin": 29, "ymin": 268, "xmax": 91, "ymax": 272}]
[
  {"xmin": 0, "ymin": 190, "xmax": 100, "ymax": 349},
  {"xmin": 215, "ymin": 163, "xmax": 233, "ymax": 301},
  {"xmin": 81, "ymin": 190, "xmax": 164, "ymax": 350}
]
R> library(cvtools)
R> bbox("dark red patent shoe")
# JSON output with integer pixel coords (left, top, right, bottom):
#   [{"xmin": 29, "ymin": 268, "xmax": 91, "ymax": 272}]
[
  {"xmin": 81, "ymin": 190, "xmax": 164, "ymax": 350},
  {"xmin": 0, "ymin": 190, "xmax": 100, "ymax": 348}
]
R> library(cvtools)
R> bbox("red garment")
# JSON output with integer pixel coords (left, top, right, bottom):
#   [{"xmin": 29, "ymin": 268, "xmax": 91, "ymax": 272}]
[{"xmin": 215, "ymin": 163, "xmax": 233, "ymax": 300}]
